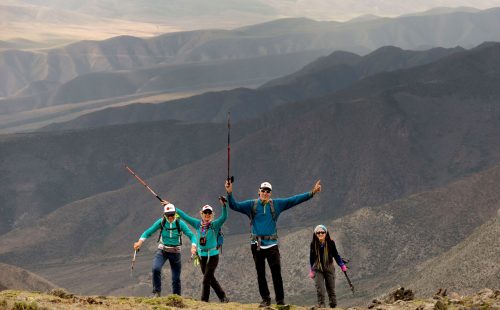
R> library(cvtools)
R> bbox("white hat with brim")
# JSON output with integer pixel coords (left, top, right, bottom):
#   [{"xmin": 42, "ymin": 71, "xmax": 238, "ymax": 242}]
[{"xmin": 164, "ymin": 203, "xmax": 176, "ymax": 216}]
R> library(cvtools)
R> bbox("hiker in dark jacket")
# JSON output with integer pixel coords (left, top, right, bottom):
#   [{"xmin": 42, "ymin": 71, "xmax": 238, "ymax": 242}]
[
  {"xmin": 225, "ymin": 179, "xmax": 321, "ymax": 307},
  {"xmin": 309, "ymin": 224, "xmax": 347, "ymax": 308},
  {"xmin": 133, "ymin": 203, "xmax": 197, "ymax": 297},
  {"xmin": 172, "ymin": 197, "xmax": 229, "ymax": 303}
]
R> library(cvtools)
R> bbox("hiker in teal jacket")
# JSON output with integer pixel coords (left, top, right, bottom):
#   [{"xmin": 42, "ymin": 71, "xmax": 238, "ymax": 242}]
[
  {"xmin": 133, "ymin": 203, "xmax": 196, "ymax": 297},
  {"xmin": 173, "ymin": 197, "xmax": 229, "ymax": 303},
  {"xmin": 225, "ymin": 180, "xmax": 321, "ymax": 307}
]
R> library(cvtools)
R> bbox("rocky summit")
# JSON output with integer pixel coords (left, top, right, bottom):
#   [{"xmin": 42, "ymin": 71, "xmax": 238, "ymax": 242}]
[{"xmin": 0, "ymin": 287, "xmax": 498, "ymax": 309}]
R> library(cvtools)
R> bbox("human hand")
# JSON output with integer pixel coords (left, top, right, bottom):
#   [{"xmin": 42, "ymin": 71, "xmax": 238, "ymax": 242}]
[
  {"xmin": 341, "ymin": 265, "xmax": 347, "ymax": 272},
  {"xmin": 191, "ymin": 244, "xmax": 197, "ymax": 255},
  {"xmin": 134, "ymin": 240, "xmax": 143, "ymax": 250},
  {"xmin": 312, "ymin": 180, "xmax": 321, "ymax": 195},
  {"xmin": 160, "ymin": 200, "xmax": 169, "ymax": 206},
  {"xmin": 309, "ymin": 269, "xmax": 315, "ymax": 279},
  {"xmin": 225, "ymin": 180, "xmax": 232, "ymax": 194}
]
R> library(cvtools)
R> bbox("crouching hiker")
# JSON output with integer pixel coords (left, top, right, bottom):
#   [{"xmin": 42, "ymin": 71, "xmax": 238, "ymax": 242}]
[
  {"xmin": 309, "ymin": 224, "xmax": 347, "ymax": 308},
  {"xmin": 225, "ymin": 179, "xmax": 321, "ymax": 307},
  {"xmin": 171, "ymin": 197, "xmax": 229, "ymax": 303},
  {"xmin": 133, "ymin": 203, "xmax": 197, "ymax": 297}
]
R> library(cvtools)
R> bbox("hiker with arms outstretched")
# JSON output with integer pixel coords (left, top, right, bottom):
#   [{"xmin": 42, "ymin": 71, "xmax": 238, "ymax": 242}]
[
  {"xmin": 309, "ymin": 224, "xmax": 347, "ymax": 308},
  {"xmin": 225, "ymin": 179, "xmax": 321, "ymax": 307},
  {"xmin": 133, "ymin": 203, "xmax": 197, "ymax": 297},
  {"xmin": 166, "ymin": 197, "xmax": 229, "ymax": 303}
]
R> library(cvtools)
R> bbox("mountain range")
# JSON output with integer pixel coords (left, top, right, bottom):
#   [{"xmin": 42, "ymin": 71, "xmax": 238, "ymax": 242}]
[
  {"xmin": 0, "ymin": 38, "xmax": 499, "ymax": 304},
  {"xmin": 3, "ymin": 7, "xmax": 500, "ymax": 135}
]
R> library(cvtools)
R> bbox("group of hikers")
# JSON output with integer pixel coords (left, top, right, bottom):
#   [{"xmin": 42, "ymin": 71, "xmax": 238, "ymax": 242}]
[{"xmin": 133, "ymin": 179, "xmax": 347, "ymax": 308}]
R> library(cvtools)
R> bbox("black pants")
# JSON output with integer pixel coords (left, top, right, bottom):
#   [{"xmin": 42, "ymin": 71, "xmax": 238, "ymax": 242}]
[
  {"xmin": 251, "ymin": 244, "xmax": 284, "ymax": 303},
  {"xmin": 200, "ymin": 254, "xmax": 226, "ymax": 302}
]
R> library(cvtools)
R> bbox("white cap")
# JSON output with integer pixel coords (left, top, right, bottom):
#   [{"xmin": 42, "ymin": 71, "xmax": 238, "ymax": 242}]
[
  {"xmin": 201, "ymin": 205, "xmax": 213, "ymax": 212},
  {"xmin": 260, "ymin": 182, "xmax": 272, "ymax": 191},
  {"xmin": 163, "ymin": 203, "xmax": 176, "ymax": 215}
]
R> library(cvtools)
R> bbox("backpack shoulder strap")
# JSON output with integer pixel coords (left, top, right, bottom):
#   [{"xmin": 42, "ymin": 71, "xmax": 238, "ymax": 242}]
[
  {"xmin": 251, "ymin": 199, "xmax": 258, "ymax": 221},
  {"xmin": 269, "ymin": 199, "xmax": 276, "ymax": 222},
  {"xmin": 157, "ymin": 216, "xmax": 167, "ymax": 243}
]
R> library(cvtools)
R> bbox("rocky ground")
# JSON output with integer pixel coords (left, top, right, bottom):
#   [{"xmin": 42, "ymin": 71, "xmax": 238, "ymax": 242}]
[{"xmin": 0, "ymin": 287, "xmax": 498, "ymax": 310}]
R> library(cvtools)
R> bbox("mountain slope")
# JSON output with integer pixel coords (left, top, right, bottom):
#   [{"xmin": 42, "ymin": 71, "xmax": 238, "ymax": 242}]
[
  {"xmin": 43, "ymin": 45, "xmax": 463, "ymax": 131},
  {"xmin": 0, "ymin": 262, "xmax": 58, "ymax": 292},
  {"xmin": 404, "ymin": 209, "xmax": 500, "ymax": 296},
  {"xmin": 3, "ymin": 7, "xmax": 500, "ymax": 102}
]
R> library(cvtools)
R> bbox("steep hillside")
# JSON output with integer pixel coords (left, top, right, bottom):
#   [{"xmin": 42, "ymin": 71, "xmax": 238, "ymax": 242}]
[
  {"xmin": 404, "ymin": 209, "xmax": 500, "ymax": 296},
  {"xmin": 0, "ymin": 262, "xmax": 57, "ymax": 292}
]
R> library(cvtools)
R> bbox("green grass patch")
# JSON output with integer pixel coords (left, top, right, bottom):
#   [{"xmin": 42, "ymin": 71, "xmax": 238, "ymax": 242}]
[{"xmin": 12, "ymin": 301, "xmax": 47, "ymax": 310}]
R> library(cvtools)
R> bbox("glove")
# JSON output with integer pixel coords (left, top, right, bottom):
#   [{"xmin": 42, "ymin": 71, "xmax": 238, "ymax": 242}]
[
  {"xmin": 341, "ymin": 265, "xmax": 347, "ymax": 272},
  {"xmin": 309, "ymin": 269, "xmax": 315, "ymax": 279}
]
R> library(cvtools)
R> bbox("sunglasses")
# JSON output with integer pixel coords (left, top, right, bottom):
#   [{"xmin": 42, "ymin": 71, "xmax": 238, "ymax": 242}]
[
  {"xmin": 315, "ymin": 231, "xmax": 326, "ymax": 235},
  {"xmin": 202, "ymin": 210, "xmax": 213, "ymax": 215},
  {"xmin": 260, "ymin": 189, "xmax": 271, "ymax": 193}
]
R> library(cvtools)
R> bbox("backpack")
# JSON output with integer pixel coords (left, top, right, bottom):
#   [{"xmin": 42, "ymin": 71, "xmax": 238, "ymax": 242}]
[
  {"xmin": 212, "ymin": 224, "xmax": 224, "ymax": 251},
  {"xmin": 157, "ymin": 216, "xmax": 182, "ymax": 245}
]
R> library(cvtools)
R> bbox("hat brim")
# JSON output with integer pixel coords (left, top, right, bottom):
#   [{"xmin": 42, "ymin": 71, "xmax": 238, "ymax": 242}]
[{"xmin": 164, "ymin": 212, "xmax": 176, "ymax": 216}]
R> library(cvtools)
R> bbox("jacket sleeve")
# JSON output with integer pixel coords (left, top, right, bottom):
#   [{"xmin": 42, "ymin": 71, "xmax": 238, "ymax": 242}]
[
  {"xmin": 175, "ymin": 208, "xmax": 200, "ymax": 228},
  {"xmin": 330, "ymin": 240, "xmax": 345, "ymax": 267},
  {"xmin": 212, "ymin": 203, "xmax": 228, "ymax": 228},
  {"xmin": 180, "ymin": 220, "xmax": 197, "ymax": 245},
  {"xmin": 227, "ymin": 193, "xmax": 253, "ymax": 217},
  {"xmin": 139, "ymin": 218, "xmax": 162, "ymax": 240},
  {"xmin": 309, "ymin": 243, "xmax": 316, "ymax": 269},
  {"xmin": 274, "ymin": 191, "xmax": 313, "ymax": 213}
]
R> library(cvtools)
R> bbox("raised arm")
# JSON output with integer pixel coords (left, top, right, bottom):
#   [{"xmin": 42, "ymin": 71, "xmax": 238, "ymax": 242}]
[
  {"xmin": 175, "ymin": 207, "xmax": 200, "ymax": 228},
  {"xmin": 276, "ymin": 180, "xmax": 322, "ymax": 212},
  {"xmin": 225, "ymin": 180, "xmax": 253, "ymax": 216},
  {"xmin": 212, "ymin": 197, "xmax": 228, "ymax": 228}
]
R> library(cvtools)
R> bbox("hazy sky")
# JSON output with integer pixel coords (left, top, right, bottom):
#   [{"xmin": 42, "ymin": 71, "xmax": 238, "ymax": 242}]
[{"xmin": 3, "ymin": 0, "xmax": 500, "ymax": 42}]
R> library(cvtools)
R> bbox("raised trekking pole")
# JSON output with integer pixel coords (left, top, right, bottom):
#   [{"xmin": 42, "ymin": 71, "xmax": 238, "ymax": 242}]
[
  {"xmin": 124, "ymin": 164, "xmax": 164, "ymax": 202},
  {"xmin": 227, "ymin": 112, "xmax": 234, "ymax": 183}
]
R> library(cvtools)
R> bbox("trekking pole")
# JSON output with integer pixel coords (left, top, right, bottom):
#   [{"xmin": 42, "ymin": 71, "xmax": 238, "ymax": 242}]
[
  {"xmin": 130, "ymin": 249, "xmax": 138, "ymax": 277},
  {"xmin": 343, "ymin": 270, "xmax": 355, "ymax": 295},
  {"xmin": 124, "ymin": 164, "xmax": 164, "ymax": 202},
  {"xmin": 227, "ymin": 112, "xmax": 234, "ymax": 183}
]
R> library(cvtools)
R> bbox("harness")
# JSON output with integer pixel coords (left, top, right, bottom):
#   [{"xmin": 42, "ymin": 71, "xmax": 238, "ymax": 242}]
[
  {"xmin": 250, "ymin": 199, "xmax": 278, "ymax": 250},
  {"xmin": 157, "ymin": 216, "xmax": 182, "ymax": 246}
]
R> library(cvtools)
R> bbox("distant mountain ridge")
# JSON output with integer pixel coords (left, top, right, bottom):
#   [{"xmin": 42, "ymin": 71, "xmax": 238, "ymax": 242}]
[
  {"xmin": 2, "ymin": 7, "xmax": 500, "ymax": 112},
  {"xmin": 43, "ymin": 45, "xmax": 464, "ymax": 131}
]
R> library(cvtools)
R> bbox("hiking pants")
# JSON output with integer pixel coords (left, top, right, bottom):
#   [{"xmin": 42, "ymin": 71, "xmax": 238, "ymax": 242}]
[
  {"xmin": 152, "ymin": 249, "xmax": 181, "ymax": 295},
  {"xmin": 251, "ymin": 244, "xmax": 284, "ymax": 304},
  {"xmin": 200, "ymin": 254, "xmax": 226, "ymax": 302},
  {"xmin": 314, "ymin": 264, "xmax": 336, "ymax": 307}
]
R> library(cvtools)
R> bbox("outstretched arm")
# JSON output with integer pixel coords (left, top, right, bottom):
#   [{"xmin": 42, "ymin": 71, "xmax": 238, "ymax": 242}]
[
  {"xmin": 180, "ymin": 220, "xmax": 198, "ymax": 255},
  {"xmin": 134, "ymin": 218, "xmax": 162, "ymax": 250},
  {"xmin": 277, "ymin": 180, "xmax": 322, "ymax": 212},
  {"xmin": 175, "ymin": 207, "xmax": 200, "ymax": 228}
]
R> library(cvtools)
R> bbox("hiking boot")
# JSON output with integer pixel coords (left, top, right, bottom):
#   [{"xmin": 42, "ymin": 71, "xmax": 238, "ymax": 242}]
[
  {"xmin": 258, "ymin": 298, "xmax": 271, "ymax": 307},
  {"xmin": 150, "ymin": 291, "xmax": 161, "ymax": 298},
  {"xmin": 329, "ymin": 302, "xmax": 337, "ymax": 308},
  {"xmin": 276, "ymin": 299, "xmax": 285, "ymax": 305},
  {"xmin": 220, "ymin": 296, "xmax": 229, "ymax": 303},
  {"xmin": 317, "ymin": 302, "xmax": 326, "ymax": 308}
]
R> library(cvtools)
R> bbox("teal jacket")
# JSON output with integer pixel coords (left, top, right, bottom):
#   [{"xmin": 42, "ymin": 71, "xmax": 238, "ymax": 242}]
[
  {"xmin": 227, "ymin": 191, "xmax": 313, "ymax": 247},
  {"xmin": 140, "ymin": 217, "xmax": 196, "ymax": 247},
  {"xmin": 176, "ymin": 205, "xmax": 227, "ymax": 257}
]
